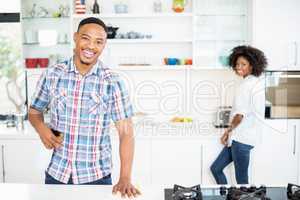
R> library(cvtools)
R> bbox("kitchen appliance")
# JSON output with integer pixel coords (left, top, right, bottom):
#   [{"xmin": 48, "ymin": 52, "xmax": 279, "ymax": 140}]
[
  {"xmin": 165, "ymin": 184, "xmax": 290, "ymax": 200},
  {"xmin": 222, "ymin": 186, "xmax": 270, "ymax": 200},
  {"xmin": 107, "ymin": 26, "xmax": 119, "ymax": 39},
  {"xmin": 166, "ymin": 185, "xmax": 202, "ymax": 200},
  {"xmin": 265, "ymin": 71, "xmax": 300, "ymax": 119},
  {"xmin": 287, "ymin": 184, "xmax": 300, "ymax": 200},
  {"xmin": 214, "ymin": 106, "xmax": 232, "ymax": 128}
]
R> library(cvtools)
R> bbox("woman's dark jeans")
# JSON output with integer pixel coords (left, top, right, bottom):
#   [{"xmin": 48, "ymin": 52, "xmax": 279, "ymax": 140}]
[{"xmin": 210, "ymin": 140, "xmax": 254, "ymax": 184}]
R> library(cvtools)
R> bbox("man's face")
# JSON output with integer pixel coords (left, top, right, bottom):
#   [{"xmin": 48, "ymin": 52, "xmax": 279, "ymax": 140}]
[{"xmin": 74, "ymin": 23, "xmax": 107, "ymax": 66}]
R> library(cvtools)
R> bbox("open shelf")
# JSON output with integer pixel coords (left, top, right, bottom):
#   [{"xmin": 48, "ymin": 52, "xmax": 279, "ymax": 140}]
[
  {"xmin": 25, "ymin": 65, "xmax": 230, "ymax": 71},
  {"xmin": 107, "ymin": 39, "xmax": 193, "ymax": 44},
  {"xmin": 22, "ymin": 16, "xmax": 70, "ymax": 20},
  {"xmin": 72, "ymin": 13, "xmax": 193, "ymax": 19},
  {"xmin": 23, "ymin": 42, "xmax": 71, "ymax": 46}
]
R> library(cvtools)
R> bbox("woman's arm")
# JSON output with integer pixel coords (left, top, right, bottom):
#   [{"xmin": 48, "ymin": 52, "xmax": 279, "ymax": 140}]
[
  {"xmin": 228, "ymin": 114, "xmax": 243, "ymax": 132},
  {"xmin": 221, "ymin": 114, "xmax": 243, "ymax": 146}
]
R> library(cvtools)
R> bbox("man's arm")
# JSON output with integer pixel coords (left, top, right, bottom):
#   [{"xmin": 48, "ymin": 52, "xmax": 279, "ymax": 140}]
[
  {"xmin": 112, "ymin": 118, "xmax": 141, "ymax": 198},
  {"xmin": 28, "ymin": 107, "xmax": 62, "ymax": 149}
]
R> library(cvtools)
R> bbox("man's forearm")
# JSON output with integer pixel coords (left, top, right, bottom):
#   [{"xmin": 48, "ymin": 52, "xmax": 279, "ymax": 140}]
[
  {"xmin": 117, "ymin": 119, "xmax": 135, "ymax": 180},
  {"xmin": 28, "ymin": 107, "xmax": 47, "ymax": 134},
  {"xmin": 119, "ymin": 133, "xmax": 134, "ymax": 180}
]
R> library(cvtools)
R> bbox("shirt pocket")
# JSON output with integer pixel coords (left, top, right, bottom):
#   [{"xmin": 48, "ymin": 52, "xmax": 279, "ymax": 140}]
[
  {"xmin": 51, "ymin": 88, "xmax": 67, "ymax": 113},
  {"xmin": 88, "ymin": 92, "xmax": 108, "ymax": 116}
]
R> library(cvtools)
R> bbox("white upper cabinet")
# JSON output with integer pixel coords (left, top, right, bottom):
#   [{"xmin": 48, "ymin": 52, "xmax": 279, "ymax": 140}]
[
  {"xmin": 252, "ymin": 0, "xmax": 300, "ymax": 70},
  {"xmin": 0, "ymin": 0, "xmax": 20, "ymax": 13}
]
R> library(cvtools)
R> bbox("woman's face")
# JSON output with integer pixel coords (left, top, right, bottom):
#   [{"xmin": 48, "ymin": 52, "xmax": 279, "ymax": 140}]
[{"xmin": 235, "ymin": 56, "xmax": 252, "ymax": 78}]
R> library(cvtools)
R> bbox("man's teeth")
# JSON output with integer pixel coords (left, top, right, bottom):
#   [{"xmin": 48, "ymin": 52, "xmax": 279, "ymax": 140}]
[{"xmin": 83, "ymin": 50, "xmax": 95, "ymax": 58}]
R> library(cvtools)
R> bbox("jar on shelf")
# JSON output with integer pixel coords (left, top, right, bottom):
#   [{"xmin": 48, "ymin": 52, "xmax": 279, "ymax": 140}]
[
  {"xmin": 114, "ymin": 0, "xmax": 128, "ymax": 14},
  {"xmin": 153, "ymin": 0, "xmax": 162, "ymax": 13}
]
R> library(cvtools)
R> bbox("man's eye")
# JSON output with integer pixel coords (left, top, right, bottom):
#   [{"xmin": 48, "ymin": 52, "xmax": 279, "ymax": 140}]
[{"xmin": 97, "ymin": 41, "xmax": 103, "ymax": 45}]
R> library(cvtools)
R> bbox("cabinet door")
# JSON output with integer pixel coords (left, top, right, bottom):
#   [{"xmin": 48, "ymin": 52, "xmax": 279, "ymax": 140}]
[
  {"xmin": 289, "ymin": 120, "xmax": 300, "ymax": 185},
  {"xmin": 111, "ymin": 136, "xmax": 152, "ymax": 185},
  {"xmin": 202, "ymin": 140, "xmax": 237, "ymax": 185},
  {"xmin": 151, "ymin": 139, "xmax": 202, "ymax": 187},
  {"xmin": 252, "ymin": 119, "xmax": 299, "ymax": 185},
  {"xmin": 0, "ymin": 144, "xmax": 3, "ymax": 183},
  {"xmin": 3, "ymin": 140, "xmax": 52, "ymax": 183},
  {"xmin": 252, "ymin": 0, "xmax": 300, "ymax": 70}
]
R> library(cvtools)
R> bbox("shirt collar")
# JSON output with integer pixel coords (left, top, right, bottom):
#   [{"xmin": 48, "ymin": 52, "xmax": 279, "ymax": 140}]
[
  {"xmin": 244, "ymin": 74, "xmax": 255, "ymax": 80},
  {"xmin": 67, "ymin": 57, "xmax": 102, "ymax": 77}
]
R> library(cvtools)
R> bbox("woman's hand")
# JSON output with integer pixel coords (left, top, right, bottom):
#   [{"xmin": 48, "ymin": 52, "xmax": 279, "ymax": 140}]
[{"xmin": 220, "ymin": 129, "xmax": 231, "ymax": 146}]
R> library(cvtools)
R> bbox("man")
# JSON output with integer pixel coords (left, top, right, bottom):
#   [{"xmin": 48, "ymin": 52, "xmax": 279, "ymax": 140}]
[{"xmin": 28, "ymin": 17, "xmax": 140, "ymax": 198}]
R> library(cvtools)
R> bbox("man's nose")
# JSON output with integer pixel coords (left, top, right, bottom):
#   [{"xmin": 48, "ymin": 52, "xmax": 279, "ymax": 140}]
[{"xmin": 87, "ymin": 40, "xmax": 96, "ymax": 49}]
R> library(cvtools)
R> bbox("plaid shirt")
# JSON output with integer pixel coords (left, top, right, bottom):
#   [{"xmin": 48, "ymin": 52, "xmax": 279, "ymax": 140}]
[{"xmin": 30, "ymin": 58, "xmax": 133, "ymax": 184}]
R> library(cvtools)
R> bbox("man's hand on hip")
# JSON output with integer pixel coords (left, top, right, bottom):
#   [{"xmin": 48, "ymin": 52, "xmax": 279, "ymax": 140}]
[{"xmin": 38, "ymin": 125, "xmax": 63, "ymax": 149}]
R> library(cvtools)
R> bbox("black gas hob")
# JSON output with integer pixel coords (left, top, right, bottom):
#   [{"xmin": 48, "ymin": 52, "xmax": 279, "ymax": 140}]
[{"xmin": 164, "ymin": 184, "xmax": 300, "ymax": 200}]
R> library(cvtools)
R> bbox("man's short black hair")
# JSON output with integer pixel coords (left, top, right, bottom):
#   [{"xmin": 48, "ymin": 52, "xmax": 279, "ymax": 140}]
[{"xmin": 77, "ymin": 17, "xmax": 108, "ymax": 33}]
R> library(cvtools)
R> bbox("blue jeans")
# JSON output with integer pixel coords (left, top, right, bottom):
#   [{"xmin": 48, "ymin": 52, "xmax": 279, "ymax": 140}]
[
  {"xmin": 45, "ymin": 172, "xmax": 112, "ymax": 185},
  {"xmin": 210, "ymin": 140, "xmax": 253, "ymax": 184}
]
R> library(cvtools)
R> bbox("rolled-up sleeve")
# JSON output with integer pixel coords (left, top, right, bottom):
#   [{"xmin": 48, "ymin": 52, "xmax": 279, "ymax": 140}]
[
  {"xmin": 109, "ymin": 76, "xmax": 134, "ymax": 122},
  {"xmin": 232, "ymin": 86, "xmax": 251, "ymax": 117},
  {"xmin": 30, "ymin": 70, "xmax": 50, "ymax": 112}
]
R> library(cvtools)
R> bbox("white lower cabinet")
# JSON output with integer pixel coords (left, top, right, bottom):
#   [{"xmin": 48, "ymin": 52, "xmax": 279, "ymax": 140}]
[
  {"xmin": 290, "ymin": 120, "xmax": 300, "ymax": 185},
  {"xmin": 0, "ymin": 144, "xmax": 4, "ymax": 182},
  {"xmin": 111, "ymin": 137, "xmax": 152, "ymax": 185},
  {"xmin": 252, "ymin": 119, "xmax": 299, "ymax": 185},
  {"xmin": 0, "ymin": 120, "xmax": 299, "ymax": 185},
  {"xmin": 0, "ymin": 140, "xmax": 52, "ymax": 184},
  {"xmin": 150, "ymin": 139, "xmax": 202, "ymax": 187}
]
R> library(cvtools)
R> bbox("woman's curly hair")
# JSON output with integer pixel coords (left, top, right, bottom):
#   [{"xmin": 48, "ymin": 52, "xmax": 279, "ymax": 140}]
[{"xmin": 228, "ymin": 45, "xmax": 268, "ymax": 77}]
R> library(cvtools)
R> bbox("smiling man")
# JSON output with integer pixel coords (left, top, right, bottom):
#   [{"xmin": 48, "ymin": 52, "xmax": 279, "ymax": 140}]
[{"xmin": 28, "ymin": 17, "xmax": 140, "ymax": 198}]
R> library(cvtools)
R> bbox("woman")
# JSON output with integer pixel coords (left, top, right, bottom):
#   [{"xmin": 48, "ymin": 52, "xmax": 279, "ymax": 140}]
[{"xmin": 210, "ymin": 45, "xmax": 267, "ymax": 184}]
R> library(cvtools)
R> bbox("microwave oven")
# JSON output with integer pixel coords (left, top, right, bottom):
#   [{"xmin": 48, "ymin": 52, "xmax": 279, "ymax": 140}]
[{"xmin": 265, "ymin": 71, "xmax": 300, "ymax": 119}]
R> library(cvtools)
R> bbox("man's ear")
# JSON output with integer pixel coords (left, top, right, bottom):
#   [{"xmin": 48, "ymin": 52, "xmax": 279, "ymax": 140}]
[{"xmin": 73, "ymin": 32, "xmax": 78, "ymax": 43}]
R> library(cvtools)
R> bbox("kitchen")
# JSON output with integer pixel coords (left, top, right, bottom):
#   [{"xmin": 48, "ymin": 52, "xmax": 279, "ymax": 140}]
[{"xmin": 0, "ymin": 0, "xmax": 300, "ymax": 199}]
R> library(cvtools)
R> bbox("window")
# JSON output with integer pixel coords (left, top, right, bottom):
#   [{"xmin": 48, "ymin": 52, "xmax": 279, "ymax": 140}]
[{"xmin": 0, "ymin": 10, "xmax": 25, "ymax": 114}]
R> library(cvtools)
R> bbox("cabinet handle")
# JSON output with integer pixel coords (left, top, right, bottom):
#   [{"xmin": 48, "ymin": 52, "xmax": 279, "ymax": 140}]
[
  {"xmin": 293, "ymin": 125, "xmax": 296, "ymax": 155},
  {"xmin": 1, "ymin": 145, "xmax": 5, "ymax": 183},
  {"xmin": 200, "ymin": 145, "xmax": 203, "ymax": 184}
]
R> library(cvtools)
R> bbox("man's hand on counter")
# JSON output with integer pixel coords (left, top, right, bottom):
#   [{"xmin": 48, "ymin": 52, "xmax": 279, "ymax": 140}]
[{"xmin": 112, "ymin": 178, "xmax": 141, "ymax": 198}]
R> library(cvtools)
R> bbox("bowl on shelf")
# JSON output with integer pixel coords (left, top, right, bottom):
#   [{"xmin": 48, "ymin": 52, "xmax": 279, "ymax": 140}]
[
  {"xmin": 185, "ymin": 58, "xmax": 193, "ymax": 65},
  {"xmin": 38, "ymin": 58, "xmax": 49, "ymax": 68},
  {"xmin": 164, "ymin": 57, "xmax": 179, "ymax": 65},
  {"xmin": 218, "ymin": 55, "xmax": 229, "ymax": 66},
  {"xmin": 25, "ymin": 58, "xmax": 38, "ymax": 68},
  {"xmin": 114, "ymin": 3, "xmax": 128, "ymax": 14}
]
